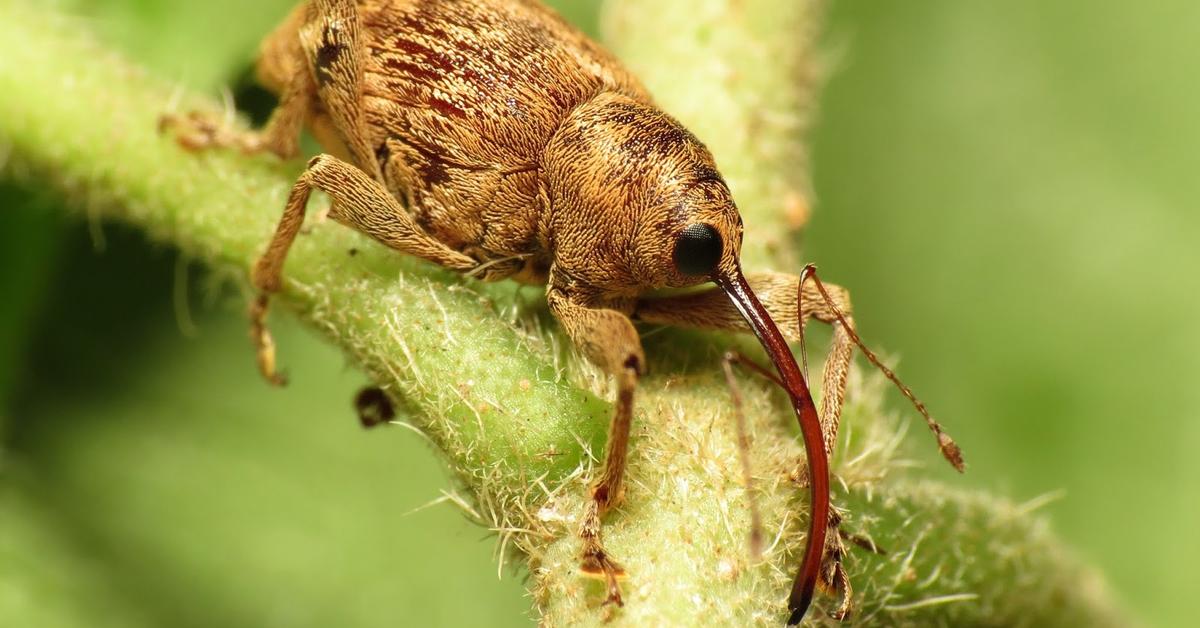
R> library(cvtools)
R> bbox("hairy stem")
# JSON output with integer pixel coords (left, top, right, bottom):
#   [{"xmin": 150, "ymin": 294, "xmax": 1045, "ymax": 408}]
[{"xmin": 0, "ymin": 0, "xmax": 1126, "ymax": 625}]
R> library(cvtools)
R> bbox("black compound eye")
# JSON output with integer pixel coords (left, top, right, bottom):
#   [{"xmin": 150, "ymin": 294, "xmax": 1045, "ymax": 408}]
[{"xmin": 673, "ymin": 223, "xmax": 723, "ymax": 276}]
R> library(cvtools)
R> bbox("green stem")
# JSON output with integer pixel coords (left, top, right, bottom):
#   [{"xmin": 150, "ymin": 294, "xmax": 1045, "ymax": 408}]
[{"xmin": 0, "ymin": 0, "xmax": 1127, "ymax": 625}]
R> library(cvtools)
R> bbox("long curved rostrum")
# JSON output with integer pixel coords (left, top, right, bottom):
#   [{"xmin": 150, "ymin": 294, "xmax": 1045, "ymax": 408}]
[{"xmin": 714, "ymin": 269, "xmax": 829, "ymax": 624}]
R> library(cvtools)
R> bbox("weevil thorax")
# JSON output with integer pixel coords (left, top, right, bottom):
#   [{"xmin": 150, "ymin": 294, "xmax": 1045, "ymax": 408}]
[{"xmin": 542, "ymin": 92, "xmax": 744, "ymax": 298}]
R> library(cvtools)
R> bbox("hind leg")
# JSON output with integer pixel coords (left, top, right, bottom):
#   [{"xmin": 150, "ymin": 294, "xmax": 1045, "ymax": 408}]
[
  {"xmin": 634, "ymin": 270, "xmax": 962, "ymax": 618},
  {"xmin": 160, "ymin": 0, "xmax": 378, "ymax": 175},
  {"xmin": 160, "ymin": 3, "xmax": 313, "ymax": 158},
  {"xmin": 158, "ymin": 63, "xmax": 312, "ymax": 158}
]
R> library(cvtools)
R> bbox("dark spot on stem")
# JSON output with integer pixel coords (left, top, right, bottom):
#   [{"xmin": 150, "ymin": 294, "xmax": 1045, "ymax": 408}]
[{"xmin": 355, "ymin": 386, "xmax": 395, "ymax": 428}]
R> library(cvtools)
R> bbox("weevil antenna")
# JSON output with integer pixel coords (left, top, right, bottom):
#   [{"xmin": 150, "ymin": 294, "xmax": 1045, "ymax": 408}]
[
  {"xmin": 796, "ymin": 265, "xmax": 815, "ymax": 384},
  {"xmin": 797, "ymin": 264, "xmax": 964, "ymax": 472}
]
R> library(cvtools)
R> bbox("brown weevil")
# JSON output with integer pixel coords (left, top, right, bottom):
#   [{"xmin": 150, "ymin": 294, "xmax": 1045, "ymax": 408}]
[{"xmin": 162, "ymin": 0, "xmax": 964, "ymax": 623}]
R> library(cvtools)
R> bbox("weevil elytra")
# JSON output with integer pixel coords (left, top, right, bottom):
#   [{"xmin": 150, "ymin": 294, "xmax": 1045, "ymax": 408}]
[{"xmin": 161, "ymin": 0, "xmax": 964, "ymax": 623}]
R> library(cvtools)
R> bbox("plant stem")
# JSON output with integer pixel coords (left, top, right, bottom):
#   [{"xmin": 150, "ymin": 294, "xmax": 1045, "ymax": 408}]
[{"xmin": 0, "ymin": 0, "xmax": 1128, "ymax": 625}]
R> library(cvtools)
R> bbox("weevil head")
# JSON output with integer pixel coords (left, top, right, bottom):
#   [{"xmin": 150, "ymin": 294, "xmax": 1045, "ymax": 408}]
[
  {"xmin": 544, "ymin": 95, "xmax": 829, "ymax": 621},
  {"xmin": 543, "ymin": 92, "xmax": 744, "ymax": 295}
]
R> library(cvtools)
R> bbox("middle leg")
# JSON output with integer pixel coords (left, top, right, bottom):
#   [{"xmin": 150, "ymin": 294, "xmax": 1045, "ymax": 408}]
[{"xmin": 250, "ymin": 153, "xmax": 478, "ymax": 384}]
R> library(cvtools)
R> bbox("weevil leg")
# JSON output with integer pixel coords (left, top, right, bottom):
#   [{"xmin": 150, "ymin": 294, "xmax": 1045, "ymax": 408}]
[
  {"xmin": 635, "ymin": 272, "xmax": 855, "ymax": 456},
  {"xmin": 579, "ymin": 365, "xmax": 635, "ymax": 607},
  {"xmin": 251, "ymin": 154, "xmax": 477, "ymax": 385},
  {"xmin": 161, "ymin": 0, "xmax": 380, "ymax": 176},
  {"xmin": 158, "ymin": 63, "xmax": 314, "ymax": 159},
  {"xmin": 546, "ymin": 281, "xmax": 646, "ymax": 607},
  {"xmin": 796, "ymin": 265, "xmax": 964, "ymax": 471},
  {"xmin": 720, "ymin": 352, "xmax": 765, "ymax": 559},
  {"xmin": 820, "ymin": 508, "xmax": 853, "ymax": 620},
  {"xmin": 632, "ymin": 273, "xmax": 877, "ymax": 616}
]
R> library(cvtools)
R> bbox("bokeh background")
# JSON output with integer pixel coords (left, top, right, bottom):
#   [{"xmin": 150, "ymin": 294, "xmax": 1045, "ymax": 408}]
[{"xmin": 2, "ymin": 1, "xmax": 1197, "ymax": 626}]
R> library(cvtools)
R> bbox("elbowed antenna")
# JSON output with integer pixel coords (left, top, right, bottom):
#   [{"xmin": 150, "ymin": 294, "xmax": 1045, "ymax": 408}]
[{"xmin": 714, "ymin": 269, "xmax": 829, "ymax": 625}]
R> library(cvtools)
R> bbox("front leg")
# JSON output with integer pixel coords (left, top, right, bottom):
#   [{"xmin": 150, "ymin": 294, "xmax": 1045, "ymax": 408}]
[
  {"xmin": 635, "ymin": 272, "xmax": 855, "ymax": 457},
  {"xmin": 635, "ymin": 270, "xmax": 962, "ymax": 619},
  {"xmin": 635, "ymin": 270, "xmax": 962, "ymax": 470},
  {"xmin": 546, "ymin": 279, "xmax": 645, "ymax": 607}
]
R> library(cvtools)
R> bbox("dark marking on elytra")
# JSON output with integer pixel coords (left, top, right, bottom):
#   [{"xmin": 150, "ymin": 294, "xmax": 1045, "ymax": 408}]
[
  {"xmin": 393, "ymin": 38, "xmax": 456, "ymax": 75},
  {"xmin": 374, "ymin": 141, "xmax": 391, "ymax": 164},
  {"xmin": 428, "ymin": 95, "xmax": 467, "ymax": 118},
  {"xmin": 398, "ymin": 11, "xmax": 450, "ymax": 42},
  {"xmin": 315, "ymin": 39, "xmax": 348, "ymax": 88},
  {"xmin": 383, "ymin": 55, "xmax": 440, "ymax": 83},
  {"xmin": 419, "ymin": 153, "xmax": 450, "ymax": 185}
]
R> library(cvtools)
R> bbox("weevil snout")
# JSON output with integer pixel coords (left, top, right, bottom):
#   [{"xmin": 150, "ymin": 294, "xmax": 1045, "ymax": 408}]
[
  {"xmin": 715, "ymin": 268, "xmax": 830, "ymax": 625},
  {"xmin": 648, "ymin": 171, "xmax": 829, "ymax": 624}
]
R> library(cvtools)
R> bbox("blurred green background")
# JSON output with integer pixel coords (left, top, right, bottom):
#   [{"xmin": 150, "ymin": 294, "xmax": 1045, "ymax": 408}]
[{"xmin": 1, "ymin": 1, "xmax": 1196, "ymax": 627}]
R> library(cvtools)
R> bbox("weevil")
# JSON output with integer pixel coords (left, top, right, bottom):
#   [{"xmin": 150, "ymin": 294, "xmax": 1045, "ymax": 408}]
[{"xmin": 162, "ymin": 0, "xmax": 964, "ymax": 623}]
